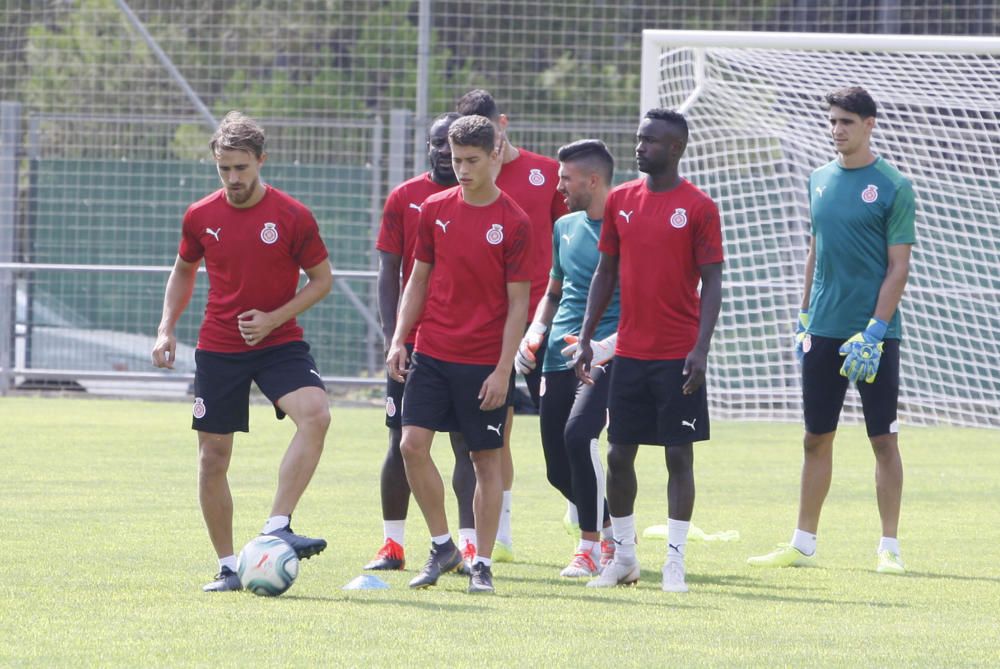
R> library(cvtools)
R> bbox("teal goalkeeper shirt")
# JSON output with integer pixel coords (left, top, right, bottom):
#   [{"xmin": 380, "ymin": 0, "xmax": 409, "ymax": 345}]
[
  {"xmin": 543, "ymin": 211, "xmax": 621, "ymax": 373},
  {"xmin": 807, "ymin": 157, "xmax": 916, "ymax": 340}
]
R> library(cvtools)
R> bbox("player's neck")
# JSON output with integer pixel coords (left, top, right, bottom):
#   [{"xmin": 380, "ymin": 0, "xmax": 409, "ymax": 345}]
[
  {"xmin": 644, "ymin": 169, "xmax": 682, "ymax": 193},
  {"xmin": 837, "ymin": 147, "xmax": 876, "ymax": 169},
  {"xmin": 586, "ymin": 189, "xmax": 609, "ymax": 220},
  {"xmin": 461, "ymin": 182, "xmax": 501, "ymax": 207},
  {"xmin": 501, "ymin": 141, "xmax": 519, "ymax": 165}
]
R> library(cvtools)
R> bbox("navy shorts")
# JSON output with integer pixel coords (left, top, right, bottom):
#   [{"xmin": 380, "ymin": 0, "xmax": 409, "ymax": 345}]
[
  {"xmin": 606, "ymin": 356, "xmax": 709, "ymax": 447},
  {"xmin": 384, "ymin": 343, "xmax": 414, "ymax": 429},
  {"xmin": 801, "ymin": 335, "xmax": 900, "ymax": 437},
  {"xmin": 192, "ymin": 341, "xmax": 326, "ymax": 434},
  {"xmin": 401, "ymin": 352, "xmax": 513, "ymax": 451}
]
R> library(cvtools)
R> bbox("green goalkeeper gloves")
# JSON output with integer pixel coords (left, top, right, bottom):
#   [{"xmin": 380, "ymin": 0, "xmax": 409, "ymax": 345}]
[
  {"xmin": 839, "ymin": 317, "xmax": 888, "ymax": 384},
  {"xmin": 794, "ymin": 310, "xmax": 809, "ymax": 362}
]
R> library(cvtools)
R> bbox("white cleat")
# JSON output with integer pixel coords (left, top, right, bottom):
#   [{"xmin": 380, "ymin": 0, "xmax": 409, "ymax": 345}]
[
  {"xmin": 586, "ymin": 557, "xmax": 640, "ymax": 587},
  {"xmin": 661, "ymin": 560, "xmax": 688, "ymax": 593}
]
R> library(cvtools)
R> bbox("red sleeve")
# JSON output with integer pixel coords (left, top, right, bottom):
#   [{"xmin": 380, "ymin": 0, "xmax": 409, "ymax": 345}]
[
  {"xmin": 292, "ymin": 207, "xmax": 329, "ymax": 269},
  {"xmin": 376, "ymin": 188, "xmax": 404, "ymax": 255},
  {"xmin": 504, "ymin": 210, "xmax": 532, "ymax": 283},
  {"xmin": 178, "ymin": 207, "xmax": 204, "ymax": 263},
  {"xmin": 598, "ymin": 192, "xmax": 620, "ymax": 256},
  {"xmin": 414, "ymin": 201, "xmax": 435, "ymax": 264},
  {"xmin": 693, "ymin": 199, "xmax": 724, "ymax": 266}
]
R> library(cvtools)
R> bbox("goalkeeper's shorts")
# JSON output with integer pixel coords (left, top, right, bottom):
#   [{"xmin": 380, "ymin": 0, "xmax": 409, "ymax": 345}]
[
  {"xmin": 384, "ymin": 343, "xmax": 414, "ymax": 429},
  {"xmin": 802, "ymin": 335, "xmax": 900, "ymax": 437}
]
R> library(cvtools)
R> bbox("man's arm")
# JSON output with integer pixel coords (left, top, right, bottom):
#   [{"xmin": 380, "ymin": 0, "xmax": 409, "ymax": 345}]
[
  {"xmin": 152, "ymin": 255, "xmax": 200, "ymax": 369},
  {"xmin": 480, "ymin": 280, "xmax": 531, "ymax": 410},
  {"xmin": 801, "ymin": 236, "xmax": 816, "ymax": 311},
  {"xmin": 574, "ymin": 252, "xmax": 619, "ymax": 382},
  {"xmin": 682, "ymin": 262, "xmax": 723, "ymax": 395},
  {"xmin": 514, "ymin": 278, "xmax": 562, "ymax": 374},
  {"xmin": 237, "ymin": 259, "xmax": 333, "ymax": 346},
  {"xmin": 386, "ymin": 259, "xmax": 431, "ymax": 382},
  {"xmin": 377, "ymin": 250, "xmax": 403, "ymax": 352},
  {"xmin": 873, "ymin": 244, "xmax": 911, "ymax": 323}
]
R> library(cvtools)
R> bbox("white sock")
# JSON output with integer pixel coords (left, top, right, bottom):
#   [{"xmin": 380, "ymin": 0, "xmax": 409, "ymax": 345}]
[
  {"xmin": 383, "ymin": 520, "xmax": 405, "ymax": 545},
  {"xmin": 262, "ymin": 515, "xmax": 289, "ymax": 534},
  {"xmin": 219, "ymin": 555, "xmax": 237, "ymax": 572},
  {"xmin": 610, "ymin": 514, "xmax": 637, "ymax": 562},
  {"xmin": 473, "ymin": 555, "xmax": 492, "ymax": 568},
  {"xmin": 601, "ymin": 525, "xmax": 613, "ymax": 541},
  {"xmin": 566, "ymin": 501, "xmax": 579, "ymax": 525},
  {"xmin": 431, "ymin": 533, "xmax": 452, "ymax": 547},
  {"xmin": 791, "ymin": 529, "xmax": 817, "ymax": 556},
  {"xmin": 577, "ymin": 539, "xmax": 597, "ymax": 557},
  {"xmin": 459, "ymin": 527, "xmax": 477, "ymax": 551},
  {"xmin": 667, "ymin": 518, "xmax": 690, "ymax": 563},
  {"xmin": 879, "ymin": 536, "xmax": 900, "ymax": 555},
  {"xmin": 497, "ymin": 490, "xmax": 513, "ymax": 545}
]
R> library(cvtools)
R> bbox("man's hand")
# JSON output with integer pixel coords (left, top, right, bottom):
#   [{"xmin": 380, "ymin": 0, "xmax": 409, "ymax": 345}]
[
  {"xmin": 839, "ymin": 317, "xmax": 888, "ymax": 384},
  {"xmin": 572, "ymin": 338, "xmax": 596, "ymax": 385},
  {"xmin": 794, "ymin": 310, "xmax": 810, "ymax": 362},
  {"xmin": 682, "ymin": 346, "xmax": 709, "ymax": 395},
  {"xmin": 479, "ymin": 368, "xmax": 509, "ymax": 411},
  {"xmin": 562, "ymin": 332, "xmax": 617, "ymax": 368},
  {"xmin": 514, "ymin": 321, "xmax": 547, "ymax": 375},
  {"xmin": 237, "ymin": 309, "xmax": 279, "ymax": 347},
  {"xmin": 151, "ymin": 330, "xmax": 176, "ymax": 369},
  {"xmin": 386, "ymin": 341, "xmax": 410, "ymax": 383}
]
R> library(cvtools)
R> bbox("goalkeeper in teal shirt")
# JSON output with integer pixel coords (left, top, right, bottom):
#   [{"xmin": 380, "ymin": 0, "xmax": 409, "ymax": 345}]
[{"xmin": 749, "ymin": 86, "xmax": 915, "ymax": 575}]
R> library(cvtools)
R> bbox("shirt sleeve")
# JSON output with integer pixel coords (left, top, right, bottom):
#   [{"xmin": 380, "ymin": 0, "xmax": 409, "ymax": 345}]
[
  {"xmin": 177, "ymin": 206, "xmax": 204, "ymax": 263},
  {"xmin": 292, "ymin": 207, "xmax": 329, "ymax": 269},
  {"xmin": 376, "ymin": 188, "xmax": 404, "ymax": 255},
  {"xmin": 549, "ymin": 220, "xmax": 564, "ymax": 281},
  {"xmin": 504, "ymin": 211, "xmax": 533, "ymax": 283},
  {"xmin": 693, "ymin": 199, "xmax": 724, "ymax": 266},
  {"xmin": 597, "ymin": 193, "xmax": 620, "ymax": 257},
  {"xmin": 886, "ymin": 180, "xmax": 916, "ymax": 246},
  {"xmin": 414, "ymin": 201, "xmax": 435, "ymax": 264}
]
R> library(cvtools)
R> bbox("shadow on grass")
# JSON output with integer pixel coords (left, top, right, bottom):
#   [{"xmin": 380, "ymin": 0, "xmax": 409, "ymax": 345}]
[
  {"xmin": 695, "ymin": 572, "xmax": 910, "ymax": 608},
  {"xmin": 284, "ymin": 593, "xmax": 486, "ymax": 612}
]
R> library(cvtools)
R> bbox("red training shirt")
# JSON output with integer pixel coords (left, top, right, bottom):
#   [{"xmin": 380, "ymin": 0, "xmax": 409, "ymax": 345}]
[
  {"xmin": 599, "ymin": 178, "xmax": 723, "ymax": 360},
  {"xmin": 413, "ymin": 187, "xmax": 532, "ymax": 365},
  {"xmin": 179, "ymin": 186, "xmax": 329, "ymax": 353},
  {"xmin": 375, "ymin": 172, "xmax": 452, "ymax": 345},
  {"xmin": 496, "ymin": 149, "xmax": 568, "ymax": 314}
]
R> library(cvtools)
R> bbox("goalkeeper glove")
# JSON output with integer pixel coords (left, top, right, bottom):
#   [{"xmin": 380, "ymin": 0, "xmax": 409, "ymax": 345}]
[
  {"xmin": 839, "ymin": 317, "xmax": 888, "ymax": 384},
  {"xmin": 561, "ymin": 332, "xmax": 618, "ymax": 367},
  {"xmin": 514, "ymin": 321, "xmax": 547, "ymax": 375},
  {"xmin": 794, "ymin": 310, "xmax": 810, "ymax": 362}
]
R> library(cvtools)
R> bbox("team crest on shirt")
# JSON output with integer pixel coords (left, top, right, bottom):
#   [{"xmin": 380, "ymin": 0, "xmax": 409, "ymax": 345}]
[
  {"xmin": 669, "ymin": 208, "xmax": 688, "ymax": 229},
  {"xmin": 385, "ymin": 396, "xmax": 397, "ymax": 418},
  {"xmin": 192, "ymin": 397, "xmax": 206, "ymax": 419},
  {"xmin": 486, "ymin": 224, "xmax": 504, "ymax": 245},
  {"xmin": 528, "ymin": 169, "xmax": 545, "ymax": 186},
  {"xmin": 861, "ymin": 185, "xmax": 879, "ymax": 203},
  {"xmin": 260, "ymin": 222, "xmax": 279, "ymax": 244}
]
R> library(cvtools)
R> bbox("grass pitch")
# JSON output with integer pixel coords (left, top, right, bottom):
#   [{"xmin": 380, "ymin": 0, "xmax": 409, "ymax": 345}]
[{"xmin": 2, "ymin": 396, "xmax": 998, "ymax": 667}]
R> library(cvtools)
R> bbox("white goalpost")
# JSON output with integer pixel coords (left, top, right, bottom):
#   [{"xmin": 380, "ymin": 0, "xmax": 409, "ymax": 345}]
[{"xmin": 641, "ymin": 30, "xmax": 1000, "ymax": 428}]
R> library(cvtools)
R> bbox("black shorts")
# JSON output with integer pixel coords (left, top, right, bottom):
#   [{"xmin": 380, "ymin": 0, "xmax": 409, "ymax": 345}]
[
  {"xmin": 192, "ymin": 341, "xmax": 326, "ymax": 435},
  {"xmin": 401, "ymin": 352, "xmax": 513, "ymax": 451},
  {"xmin": 802, "ymin": 335, "xmax": 900, "ymax": 437},
  {"xmin": 384, "ymin": 343, "xmax": 414, "ymax": 429},
  {"xmin": 606, "ymin": 356, "xmax": 709, "ymax": 447}
]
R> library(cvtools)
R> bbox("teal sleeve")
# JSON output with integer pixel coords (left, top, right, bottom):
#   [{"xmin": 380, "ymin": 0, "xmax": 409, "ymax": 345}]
[
  {"xmin": 549, "ymin": 230, "xmax": 564, "ymax": 281},
  {"xmin": 886, "ymin": 181, "xmax": 916, "ymax": 246}
]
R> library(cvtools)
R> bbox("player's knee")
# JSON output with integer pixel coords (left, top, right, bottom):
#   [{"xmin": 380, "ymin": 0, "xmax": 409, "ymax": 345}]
[
  {"xmin": 665, "ymin": 445, "xmax": 693, "ymax": 475},
  {"xmin": 803, "ymin": 431, "xmax": 834, "ymax": 453},
  {"xmin": 400, "ymin": 438, "xmax": 428, "ymax": 463},
  {"xmin": 869, "ymin": 434, "xmax": 898, "ymax": 459},
  {"xmin": 198, "ymin": 439, "xmax": 230, "ymax": 477},
  {"xmin": 606, "ymin": 444, "xmax": 635, "ymax": 476}
]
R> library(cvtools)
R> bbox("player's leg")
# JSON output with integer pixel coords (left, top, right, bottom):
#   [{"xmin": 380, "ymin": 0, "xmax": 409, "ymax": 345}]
[
  {"xmin": 255, "ymin": 342, "xmax": 330, "ymax": 560},
  {"xmin": 448, "ymin": 431, "xmax": 477, "ymax": 571},
  {"xmin": 539, "ymin": 371, "xmax": 576, "ymax": 505},
  {"xmin": 365, "ymin": 365, "xmax": 409, "ymax": 570},
  {"xmin": 494, "ymin": 405, "xmax": 516, "ymax": 561},
  {"xmin": 400, "ymin": 353, "xmax": 462, "ymax": 588},
  {"xmin": 750, "ymin": 336, "xmax": 847, "ymax": 567},
  {"xmin": 859, "ymin": 340, "xmax": 905, "ymax": 574}
]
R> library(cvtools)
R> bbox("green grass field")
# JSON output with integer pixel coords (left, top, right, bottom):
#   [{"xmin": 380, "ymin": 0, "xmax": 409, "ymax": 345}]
[{"xmin": 2, "ymin": 396, "xmax": 998, "ymax": 667}]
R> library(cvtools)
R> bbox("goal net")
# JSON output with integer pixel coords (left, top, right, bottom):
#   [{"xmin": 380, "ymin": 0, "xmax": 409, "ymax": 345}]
[{"xmin": 641, "ymin": 31, "xmax": 1000, "ymax": 428}]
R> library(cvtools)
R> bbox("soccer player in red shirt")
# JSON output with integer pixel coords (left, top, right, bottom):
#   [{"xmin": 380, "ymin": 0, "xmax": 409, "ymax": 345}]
[
  {"xmin": 456, "ymin": 89, "xmax": 569, "ymax": 561},
  {"xmin": 152, "ymin": 111, "xmax": 333, "ymax": 593},
  {"xmin": 365, "ymin": 112, "xmax": 478, "ymax": 572},
  {"xmin": 387, "ymin": 115, "xmax": 532, "ymax": 594},
  {"xmin": 576, "ymin": 109, "xmax": 724, "ymax": 593}
]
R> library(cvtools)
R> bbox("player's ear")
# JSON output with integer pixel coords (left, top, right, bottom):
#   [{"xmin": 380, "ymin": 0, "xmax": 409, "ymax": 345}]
[
  {"xmin": 497, "ymin": 114, "xmax": 508, "ymax": 133},
  {"xmin": 258, "ymin": 152, "xmax": 267, "ymax": 167}
]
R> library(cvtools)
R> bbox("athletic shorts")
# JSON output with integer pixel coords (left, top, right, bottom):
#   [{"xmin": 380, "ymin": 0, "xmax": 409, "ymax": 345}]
[
  {"xmin": 606, "ymin": 356, "xmax": 709, "ymax": 447},
  {"xmin": 401, "ymin": 352, "xmax": 513, "ymax": 451},
  {"xmin": 384, "ymin": 343, "xmax": 414, "ymax": 429},
  {"xmin": 192, "ymin": 341, "xmax": 326, "ymax": 435},
  {"xmin": 802, "ymin": 335, "xmax": 900, "ymax": 437}
]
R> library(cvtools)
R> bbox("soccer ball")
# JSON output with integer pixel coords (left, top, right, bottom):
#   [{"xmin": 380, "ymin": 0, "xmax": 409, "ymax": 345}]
[{"xmin": 237, "ymin": 535, "xmax": 300, "ymax": 596}]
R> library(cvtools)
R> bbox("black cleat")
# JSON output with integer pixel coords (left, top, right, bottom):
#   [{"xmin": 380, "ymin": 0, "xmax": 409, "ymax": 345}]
[
  {"xmin": 266, "ymin": 525, "xmax": 327, "ymax": 560},
  {"xmin": 364, "ymin": 538, "xmax": 405, "ymax": 571},
  {"xmin": 467, "ymin": 561, "xmax": 495, "ymax": 594},
  {"xmin": 203, "ymin": 566, "xmax": 242, "ymax": 593},
  {"xmin": 408, "ymin": 541, "xmax": 462, "ymax": 589}
]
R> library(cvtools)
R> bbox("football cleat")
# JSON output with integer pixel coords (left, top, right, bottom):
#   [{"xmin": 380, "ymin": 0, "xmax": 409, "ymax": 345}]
[
  {"xmin": 876, "ymin": 550, "xmax": 906, "ymax": 575},
  {"xmin": 661, "ymin": 560, "xmax": 688, "ymax": 593},
  {"xmin": 202, "ymin": 566, "xmax": 242, "ymax": 593},
  {"xmin": 586, "ymin": 557, "xmax": 640, "ymax": 588},
  {"xmin": 560, "ymin": 551, "xmax": 599, "ymax": 578},
  {"xmin": 267, "ymin": 525, "xmax": 327, "ymax": 560},
  {"xmin": 747, "ymin": 543, "xmax": 815, "ymax": 568},
  {"xmin": 493, "ymin": 540, "xmax": 515, "ymax": 563},
  {"xmin": 457, "ymin": 541, "xmax": 477, "ymax": 576},
  {"xmin": 467, "ymin": 561, "xmax": 495, "ymax": 594},
  {"xmin": 363, "ymin": 538, "xmax": 405, "ymax": 570},
  {"xmin": 599, "ymin": 539, "xmax": 616, "ymax": 572},
  {"xmin": 408, "ymin": 541, "xmax": 462, "ymax": 589}
]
